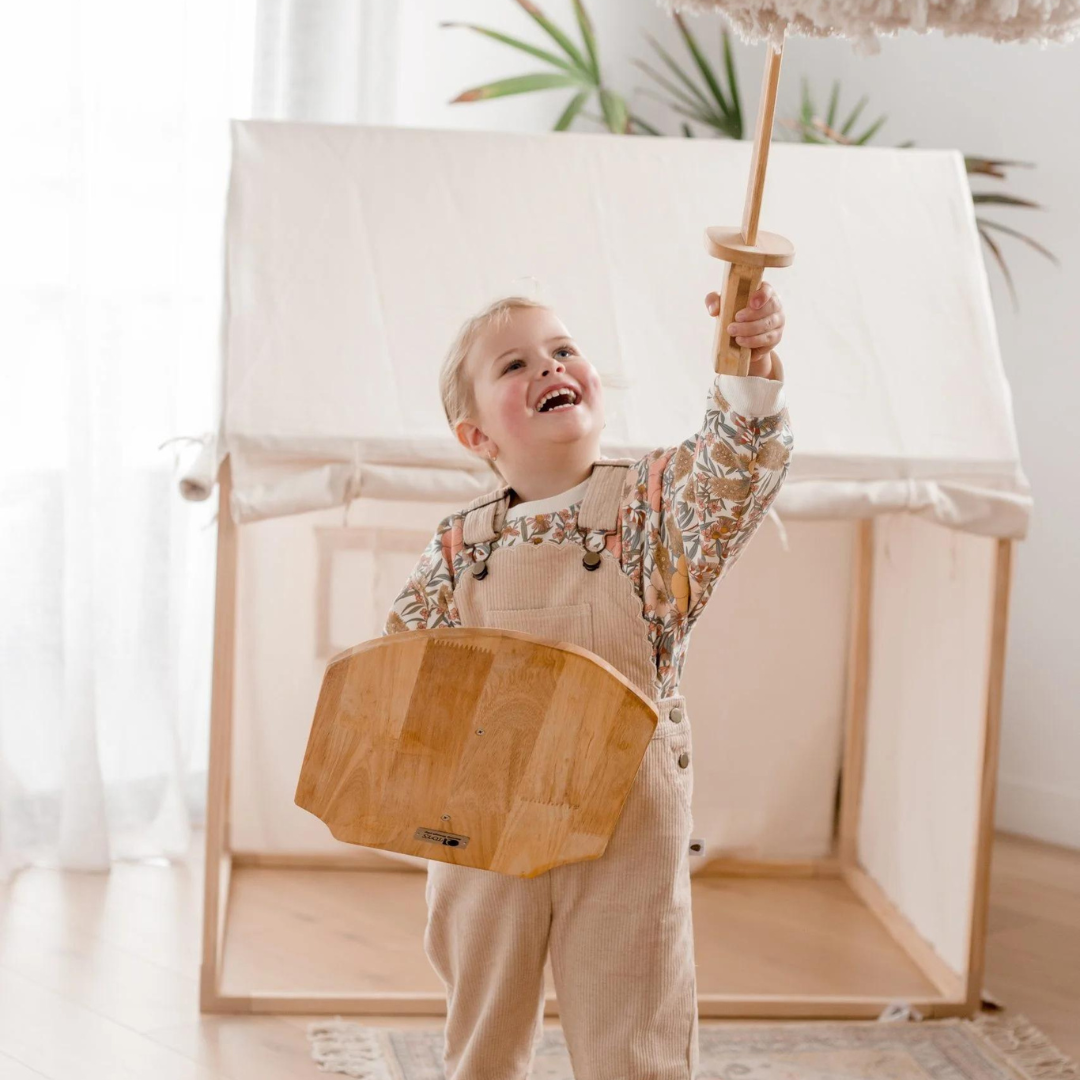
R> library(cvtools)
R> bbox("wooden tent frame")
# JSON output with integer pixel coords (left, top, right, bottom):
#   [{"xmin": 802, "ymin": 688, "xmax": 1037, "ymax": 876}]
[{"xmin": 199, "ymin": 452, "xmax": 1015, "ymax": 1019}]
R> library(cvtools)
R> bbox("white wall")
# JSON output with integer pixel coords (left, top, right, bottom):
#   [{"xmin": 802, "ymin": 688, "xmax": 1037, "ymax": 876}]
[{"xmin": 388, "ymin": 1, "xmax": 1080, "ymax": 849}]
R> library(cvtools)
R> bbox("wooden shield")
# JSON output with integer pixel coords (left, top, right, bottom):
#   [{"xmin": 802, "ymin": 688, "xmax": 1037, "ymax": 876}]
[{"xmin": 294, "ymin": 627, "xmax": 658, "ymax": 878}]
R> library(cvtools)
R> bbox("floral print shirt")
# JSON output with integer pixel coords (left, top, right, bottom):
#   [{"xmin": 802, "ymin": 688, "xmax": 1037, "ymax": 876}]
[{"xmin": 383, "ymin": 372, "xmax": 793, "ymax": 699}]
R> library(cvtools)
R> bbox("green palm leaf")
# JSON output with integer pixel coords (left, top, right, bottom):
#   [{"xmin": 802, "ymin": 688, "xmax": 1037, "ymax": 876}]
[
  {"xmin": 451, "ymin": 72, "xmax": 587, "ymax": 103},
  {"xmin": 629, "ymin": 112, "xmax": 663, "ymax": 135},
  {"xmin": 854, "ymin": 114, "xmax": 888, "ymax": 145},
  {"xmin": 635, "ymin": 20, "xmax": 742, "ymax": 140},
  {"xmin": 977, "ymin": 224, "xmax": 1018, "ymax": 311},
  {"xmin": 839, "ymin": 94, "xmax": 869, "ymax": 136},
  {"xmin": 791, "ymin": 80, "xmax": 886, "ymax": 145},
  {"xmin": 825, "ymin": 80, "xmax": 840, "ymax": 128},
  {"xmin": 662, "ymin": 98, "xmax": 733, "ymax": 133},
  {"xmin": 554, "ymin": 89, "xmax": 590, "ymax": 131},
  {"xmin": 641, "ymin": 32, "xmax": 713, "ymax": 113},
  {"xmin": 571, "ymin": 0, "xmax": 600, "ymax": 81},
  {"xmin": 721, "ymin": 28, "xmax": 742, "ymax": 134},
  {"xmin": 972, "ymin": 193, "xmax": 1043, "ymax": 210},
  {"xmin": 514, "ymin": 0, "xmax": 591, "ymax": 74},
  {"xmin": 599, "ymin": 87, "xmax": 629, "ymax": 133},
  {"xmin": 633, "ymin": 60, "xmax": 713, "ymax": 118},
  {"xmin": 673, "ymin": 12, "xmax": 730, "ymax": 116},
  {"xmin": 965, "ymin": 156, "xmax": 1033, "ymax": 178},
  {"xmin": 800, "ymin": 77, "xmax": 814, "ymax": 130},
  {"xmin": 439, "ymin": 22, "xmax": 580, "ymax": 75},
  {"xmin": 978, "ymin": 218, "xmax": 1059, "ymax": 265}
]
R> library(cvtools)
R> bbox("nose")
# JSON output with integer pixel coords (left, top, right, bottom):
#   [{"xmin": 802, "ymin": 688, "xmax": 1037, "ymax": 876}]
[{"xmin": 541, "ymin": 358, "xmax": 566, "ymax": 377}]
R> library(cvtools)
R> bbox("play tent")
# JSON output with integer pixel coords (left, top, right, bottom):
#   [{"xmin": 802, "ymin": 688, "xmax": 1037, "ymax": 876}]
[{"xmin": 178, "ymin": 119, "xmax": 1029, "ymax": 1018}]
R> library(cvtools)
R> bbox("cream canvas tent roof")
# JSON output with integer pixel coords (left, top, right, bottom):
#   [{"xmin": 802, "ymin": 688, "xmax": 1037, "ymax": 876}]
[{"xmin": 179, "ymin": 120, "xmax": 1031, "ymax": 540}]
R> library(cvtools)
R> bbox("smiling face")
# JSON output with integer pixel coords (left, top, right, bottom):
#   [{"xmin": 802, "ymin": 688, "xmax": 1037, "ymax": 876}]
[{"xmin": 455, "ymin": 305, "xmax": 605, "ymax": 478}]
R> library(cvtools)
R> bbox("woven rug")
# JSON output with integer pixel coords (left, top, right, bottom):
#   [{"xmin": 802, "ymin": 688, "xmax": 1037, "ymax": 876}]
[{"xmin": 307, "ymin": 1013, "xmax": 1077, "ymax": 1080}]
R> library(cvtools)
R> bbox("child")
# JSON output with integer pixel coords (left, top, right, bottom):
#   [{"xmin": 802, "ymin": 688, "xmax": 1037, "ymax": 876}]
[{"xmin": 383, "ymin": 285, "xmax": 792, "ymax": 1080}]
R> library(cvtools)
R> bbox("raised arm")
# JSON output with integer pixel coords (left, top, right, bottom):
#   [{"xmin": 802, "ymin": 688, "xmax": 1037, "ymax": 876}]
[{"xmin": 622, "ymin": 286, "xmax": 793, "ymax": 640}]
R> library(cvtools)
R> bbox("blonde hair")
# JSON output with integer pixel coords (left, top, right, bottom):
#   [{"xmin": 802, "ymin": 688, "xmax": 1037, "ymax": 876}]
[{"xmin": 439, "ymin": 295, "xmax": 551, "ymax": 480}]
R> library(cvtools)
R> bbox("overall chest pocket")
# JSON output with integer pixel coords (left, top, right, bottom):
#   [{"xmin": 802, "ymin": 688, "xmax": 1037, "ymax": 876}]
[{"xmin": 485, "ymin": 603, "xmax": 594, "ymax": 655}]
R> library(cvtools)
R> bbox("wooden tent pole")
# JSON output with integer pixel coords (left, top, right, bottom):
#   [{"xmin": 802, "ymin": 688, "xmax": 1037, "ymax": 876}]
[
  {"xmin": 965, "ymin": 537, "xmax": 1014, "ymax": 1011},
  {"xmin": 200, "ymin": 454, "xmax": 238, "ymax": 1012},
  {"xmin": 837, "ymin": 518, "xmax": 874, "ymax": 868},
  {"xmin": 706, "ymin": 40, "xmax": 795, "ymax": 376}
]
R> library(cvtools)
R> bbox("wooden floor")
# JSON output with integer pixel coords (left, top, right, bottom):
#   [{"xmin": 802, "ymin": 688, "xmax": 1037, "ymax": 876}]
[
  {"xmin": 0, "ymin": 830, "xmax": 1075, "ymax": 1078},
  {"xmin": 221, "ymin": 862, "xmax": 940, "ymax": 1003}
]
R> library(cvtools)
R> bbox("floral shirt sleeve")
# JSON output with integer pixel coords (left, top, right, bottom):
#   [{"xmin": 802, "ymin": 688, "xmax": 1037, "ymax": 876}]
[
  {"xmin": 381, "ymin": 514, "xmax": 461, "ymax": 635},
  {"xmin": 619, "ymin": 371, "xmax": 792, "ymax": 690}
]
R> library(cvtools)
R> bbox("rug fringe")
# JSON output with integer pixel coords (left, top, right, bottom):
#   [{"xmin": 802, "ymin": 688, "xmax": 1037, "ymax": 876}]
[
  {"xmin": 306, "ymin": 1018, "xmax": 396, "ymax": 1080},
  {"xmin": 969, "ymin": 1013, "xmax": 1079, "ymax": 1080},
  {"xmin": 877, "ymin": 1001, "xmax": 925, "ymax": 1022}
]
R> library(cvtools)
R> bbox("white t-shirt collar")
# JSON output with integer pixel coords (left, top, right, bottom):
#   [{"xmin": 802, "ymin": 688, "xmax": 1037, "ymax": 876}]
[{"xmin": 504, "ymin": 476, "xmax": 591, "ymax": 521}]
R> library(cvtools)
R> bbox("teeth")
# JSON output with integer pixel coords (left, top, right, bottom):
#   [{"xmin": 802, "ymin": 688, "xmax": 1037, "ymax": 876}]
[{"xmin": 537, "ymin": 387, "xmax": 579, "ymax": 412}]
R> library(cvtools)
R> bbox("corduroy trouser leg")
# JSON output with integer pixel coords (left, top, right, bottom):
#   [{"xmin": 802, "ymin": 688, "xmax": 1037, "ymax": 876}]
[
  {"xmin": 548, "ymin": 700, "xmax": 698, "ymax": 1080},
  {"xmin": 424, "ymin": 698, "xmax": 697, "ymax": 1080},
  {"xmin": 424, "ymin": 859, "xmax": 551, "ymax": 1080}
]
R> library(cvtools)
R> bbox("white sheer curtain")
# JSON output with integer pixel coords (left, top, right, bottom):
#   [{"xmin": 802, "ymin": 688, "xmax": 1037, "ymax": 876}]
[
  {"xmin": 0, "ymin": 2, "xmax": 255, "ymax": 879},
  {"xmin": 251, "ymin": 0, "xmax": 403, "ymax": 123}
]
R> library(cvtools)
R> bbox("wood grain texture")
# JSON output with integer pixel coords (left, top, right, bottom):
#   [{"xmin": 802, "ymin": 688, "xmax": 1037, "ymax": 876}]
[
  {"xmin": 295, "ymin": 628, "xmax": 658, "ymax": 878},
  {"xmin": 742, "ymin": 42, "xmax": 785, "ymax": 248}
]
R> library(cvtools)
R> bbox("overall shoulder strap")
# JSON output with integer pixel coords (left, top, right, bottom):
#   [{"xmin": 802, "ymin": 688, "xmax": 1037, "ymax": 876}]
[
  {"xmin": 578, "ymin": 458, "xmax": 635, "ymax": 534},
  {"xmin": 461, "ymin": 485, "xmax": 511, "ymax": 546}
]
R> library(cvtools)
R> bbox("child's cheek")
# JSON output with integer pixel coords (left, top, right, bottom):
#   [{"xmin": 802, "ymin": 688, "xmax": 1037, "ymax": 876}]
[
  {"xmin": 498, "ymin": 390, "xmax": 530, "ymax": 436},
  {"xmin": 585, "ymin": 365, "xmax": 603, "ymax": 399}
]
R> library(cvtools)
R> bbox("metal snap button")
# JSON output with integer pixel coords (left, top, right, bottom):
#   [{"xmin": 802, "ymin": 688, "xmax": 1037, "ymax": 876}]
[
  {"xmin": 582, "ymin": 550, "xmax": 602, "ymax": 571},
  {"xmin": 470, "ymin": 558, "xmax": 488, "ymax": 579},
  {"xmin": 670, "ymin": 706, "xmax": 683, "ymax": 723},
  {"xmin": 677, "ymin": 752, "xmax": 690, "ymax": 769}
]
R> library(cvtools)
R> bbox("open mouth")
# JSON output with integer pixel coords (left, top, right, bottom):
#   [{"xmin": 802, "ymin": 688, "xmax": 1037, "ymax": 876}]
[{"xmin": 535, "ymin": 386, "xmax": 581, "ymax": 413}]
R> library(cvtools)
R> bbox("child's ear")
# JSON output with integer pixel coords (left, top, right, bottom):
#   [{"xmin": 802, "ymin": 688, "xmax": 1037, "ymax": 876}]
[
  {"xmin": 454, "ymin": 419, "xmax": 490, "ymax": 457},
  {"xmin": 453, "ymin": 419, "xmax": 474, "ymax": 452}
]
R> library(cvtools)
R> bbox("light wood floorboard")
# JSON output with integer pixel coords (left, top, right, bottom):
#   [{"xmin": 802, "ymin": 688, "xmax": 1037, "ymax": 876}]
[
  {"xmin": 0, "ymin": 830, "xmax": 1074, "ymax": 1078},
  {"xmin": 219, "ymin": 865, "xmax": 938, "ymax": 1000}
]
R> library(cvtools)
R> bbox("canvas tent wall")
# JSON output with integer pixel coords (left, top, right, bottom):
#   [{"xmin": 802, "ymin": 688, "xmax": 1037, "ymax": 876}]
[{"xmin": 178, "ymin": 119, "xmax": 1028, "ymax": 1017}]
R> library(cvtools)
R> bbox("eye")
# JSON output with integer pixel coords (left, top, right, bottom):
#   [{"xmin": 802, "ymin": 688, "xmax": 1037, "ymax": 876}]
[
  {"xmin": 555, "ymin": 346, "xmax": 575, "ymax": 358},
  {"xmin": 502, "ymin": 359, "xmax": 525, "ymax": 374}
]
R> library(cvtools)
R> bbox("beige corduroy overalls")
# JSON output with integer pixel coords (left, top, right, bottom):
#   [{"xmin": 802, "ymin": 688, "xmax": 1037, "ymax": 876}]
[{"xmin": 424, "ymin": 459, "xmax": 699, "ymax": 1080}]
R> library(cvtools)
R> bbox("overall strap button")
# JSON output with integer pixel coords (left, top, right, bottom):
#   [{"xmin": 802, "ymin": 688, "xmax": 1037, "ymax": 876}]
[
  {"xmin": 470, "ymin": 557, "xmax": 489, "ymax": 580},
  {"xmin": 582, "ymin": 550, "xmax": 602, "ymax": 571},
  {"xmin": 670, "ymin": 706, "xmax": 683, "ymax": 723}
]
